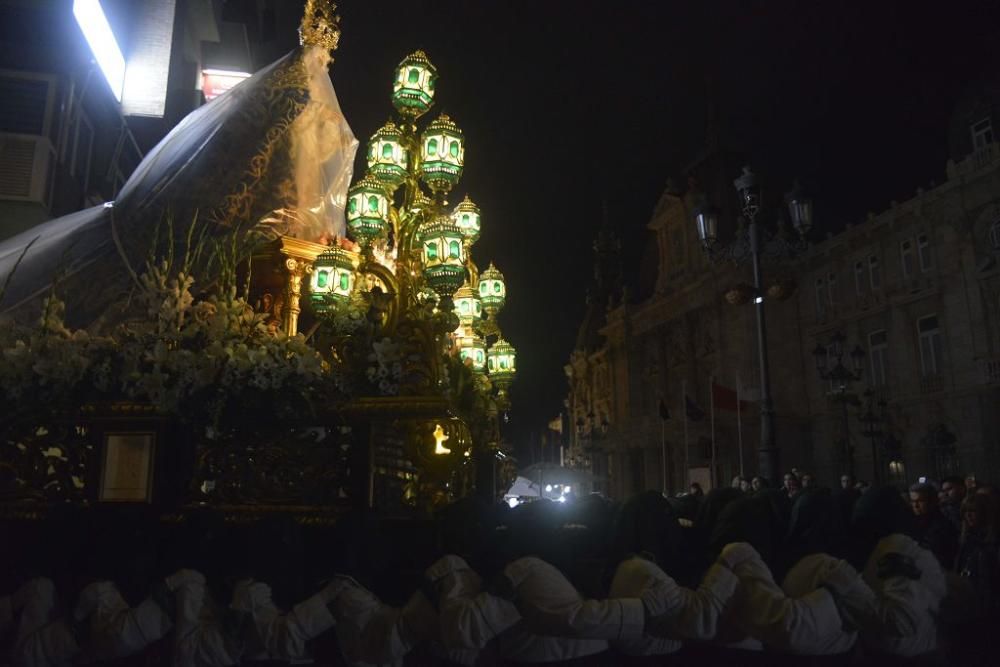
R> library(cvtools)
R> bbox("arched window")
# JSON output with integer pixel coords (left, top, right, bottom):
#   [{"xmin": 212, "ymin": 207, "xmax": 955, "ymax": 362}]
[
  {"xmin": 316, "ymin": 271, "xmax": 328, "ymax": 288},
  {"xmin": 448, "ymin": 240, "xmax": 461, "ymax": 259},
  {"xmin": 367, "ymin": 195, "xmax": 379, "ymax": 213},
  {"xmin": 339, "ymin": 273, "xmax": 350, "ymax": 291},
  {"xmin": 427, "ymin": 138, "xmax": 438, "ymax": 156},
  {"xmin": 407, "ymin": 68, "xmax": 420, "ymax": 84},
  {"xmin": 381, "ymin": 143, "xmax": 393, "ymax": 159},
  {"xmin": 449, "ymin": 141, "xmax": 460, "ymax": 158},
  {"xmin": 425, "ymin": 242, "xmax": 438, "ymax": 261}
]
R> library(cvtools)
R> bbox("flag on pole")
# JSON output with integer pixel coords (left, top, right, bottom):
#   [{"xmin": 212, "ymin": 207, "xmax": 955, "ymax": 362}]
[
  {"xmin": 711, "ymin": 381, "xmax": 755, "ymax": 412},
  {"xmin": 710, "ymin": 374, "xmax": 716, "ymax": 488},
  {"xmin": 685, "ymin": 395, "xmax": 706, "ymax": 421}
]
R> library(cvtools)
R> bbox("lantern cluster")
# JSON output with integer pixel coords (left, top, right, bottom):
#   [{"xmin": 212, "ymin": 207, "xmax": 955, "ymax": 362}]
[{"xmin": 329, "ymin": 48, "xmax": 519, "ymax": 405}]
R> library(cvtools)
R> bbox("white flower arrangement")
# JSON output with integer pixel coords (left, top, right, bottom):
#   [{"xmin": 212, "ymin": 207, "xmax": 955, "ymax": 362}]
[{"xmin": 0, "ymin": 257, "xmax": 337, "ymax": 433}]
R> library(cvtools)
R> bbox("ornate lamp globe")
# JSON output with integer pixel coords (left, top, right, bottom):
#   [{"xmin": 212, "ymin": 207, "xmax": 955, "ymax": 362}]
[
  {"xmin": 456, "ymin": 326, "xmax": 487, "ymax": 373},
  {"xmin": 392, "ymin": 50, "xmax": 437, "ymax": 118},
  {"xmin": 367, "ymin": 121, "xmax": 408, "ymax": 191},
  {"xmin": 310, "ymin": 246, "xmax": 357, "ymax": 311},
  {"xmin": 419, "ymin": 214, "xmax": 466, "ymax": 298},
  {"xmin": 420, "ymin": 114, "xmax": 464, "ymax": 194},
  {"xmin": 346, "ymin": 173, "xmax": 390, "ymax": 249},
  {"xmin": 478, "ymin": 262, "xmax": 506, "ymax": 315},
  {"xmin": 784, "ymin": 181, "xmax": 814, "ymax": 237},
  {"xmin": 487, "ymin": 337, "xmax": 517, "ymax": 385},
  {"xmin": 453, "ymin": 282, "xmax": 482, "ymax": 325},
  {"xmin": 452, "ymin": 195, "xmax": 481, "ymax": 245}
]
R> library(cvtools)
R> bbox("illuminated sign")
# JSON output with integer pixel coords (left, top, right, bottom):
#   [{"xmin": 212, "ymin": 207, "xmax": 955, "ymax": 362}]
[
  {"xmin": 202, "ymin": 69, "xmax": 252, "ymax": 101},
  {"xmin": 73, "ymin": 0, "xmax": 125, "ymax": 102}
]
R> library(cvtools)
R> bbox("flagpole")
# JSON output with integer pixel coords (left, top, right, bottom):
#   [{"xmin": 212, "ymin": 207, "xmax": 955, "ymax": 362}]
[
  {"xmin": 682, "ymin": 378, "xmax": 690, "ymax": 488},
  {"xmin": 736, "ymin": 372, "xmax": 744, "ymax": 477},
  {"xmin": 660, "ymin": 412, "xmax": 667, "ymax": 496},
  {"xmin": 710, "ymin": 374, "xmax": 716, "ymax": 489}
]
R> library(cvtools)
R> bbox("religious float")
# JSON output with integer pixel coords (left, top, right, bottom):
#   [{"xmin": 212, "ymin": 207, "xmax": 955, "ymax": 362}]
[{"xmin": 0, "ymin": 1, "xmax": 518, "ymax": 522}]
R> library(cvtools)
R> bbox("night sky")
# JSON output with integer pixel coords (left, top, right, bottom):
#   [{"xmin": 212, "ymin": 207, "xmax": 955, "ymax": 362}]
[{"xmin": 268, "ymin": 1, "xmax": 1000, "ymax": 459}]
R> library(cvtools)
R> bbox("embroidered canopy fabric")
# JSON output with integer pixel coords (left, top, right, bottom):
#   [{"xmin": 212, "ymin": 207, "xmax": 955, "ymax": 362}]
[{"xmin": 0, "ymin": 46, "xmax": 357, "ymax": 327}]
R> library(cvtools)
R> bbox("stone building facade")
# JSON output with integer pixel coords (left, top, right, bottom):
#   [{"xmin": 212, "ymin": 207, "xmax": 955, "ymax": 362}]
[{"xmin": 566, "ymin": 98, "xmax": 1000, "ymax": 499}]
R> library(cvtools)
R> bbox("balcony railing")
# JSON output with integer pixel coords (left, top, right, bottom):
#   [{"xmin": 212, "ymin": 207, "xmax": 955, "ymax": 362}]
[{"xmin": 919, "ymin": 374, "xmax": 944, "ymax": 394}]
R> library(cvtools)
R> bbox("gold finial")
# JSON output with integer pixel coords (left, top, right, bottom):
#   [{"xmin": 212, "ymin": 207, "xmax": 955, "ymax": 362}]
[{"xmin": 299, "ymin": 0, "xmax": 341, "ymax": 52}]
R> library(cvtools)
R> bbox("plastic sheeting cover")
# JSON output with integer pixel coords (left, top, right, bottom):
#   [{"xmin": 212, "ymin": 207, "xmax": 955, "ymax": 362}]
[{"xmin": 0, "ymin": 46, "xmax": 357, "ymax": 328}]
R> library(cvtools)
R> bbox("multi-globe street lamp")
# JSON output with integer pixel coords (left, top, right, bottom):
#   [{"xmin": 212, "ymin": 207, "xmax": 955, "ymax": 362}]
[
  {"xmin": 812, "ymin": 331, "xmax": 866, "ymax": 478},
  {"xmin": 694, "ymin": 167, "xmax": 813, "ymax": 484}
]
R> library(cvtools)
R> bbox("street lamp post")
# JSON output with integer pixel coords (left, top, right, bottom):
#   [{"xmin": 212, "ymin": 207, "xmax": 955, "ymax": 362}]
[
  {"xmin": 812, "ymin": 331, "xmax": 865, "ymax": 478},
  {"xmin": 858, "ymin": 387, "xmax": 888, "ymax": 484},
  {"xmin": 695, "ymin": 168, "xmax": 812, "ymax": 484}
]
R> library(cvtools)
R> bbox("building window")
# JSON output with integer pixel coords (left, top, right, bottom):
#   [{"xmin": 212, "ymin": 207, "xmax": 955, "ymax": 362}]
[
  {"xmin": 989, "ymin": 220, "xmax": 1000, "ymax": 250},
  {"xmin": 854, "ymin": 261, "xmax": 866, "ymax": 296},
  {"xmin": 917, "ymin": 315, "xmax": 943, "ymax": 377},
  {"xmin": 869, "ymin": 329, "xmax": 888, "ymax": 387},
  {"xmin": 814, "ymin": 277, "xmax": 827, "ymax": 317},
  {"xmin": 900, "ymin": 239, "xmax": 914, "ymax": 279},
  {"xmin": 868, "ymin": 255, "xmax": 881, "ymax": 290},
  {"xmin": 917, "ymin": 234, "xmax": 933, "ymax": 272},
  {"xmin": 827, "ymin": 272, "xmax": 838, "ymax": 307},
  {"xmin": 972, "ymin": 118, "xmax": 994, "ymax": 151}
]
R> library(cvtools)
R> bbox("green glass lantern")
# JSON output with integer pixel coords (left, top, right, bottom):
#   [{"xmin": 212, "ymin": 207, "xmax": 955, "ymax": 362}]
[
  {"xmin": 452, "ymin": 195, "xmax": 481, "ymax": 245},
  {"xmin": 346, "ymin": 173, "xmax": 390, "ymax": 249},
  {"xmin": 457, "ymin": 325, "xmax": 487, "ymax": 373},
  {"xmin": 419, "ymin": 214, "xmax": 466, "ymax": 298},
  {"xmin": 453, "ymin": 282, "xmax": 482, "ymax": 326},
  {"xmin": 420, "ymin": 114, "xmax": 464, "ymax": 194},
  {"xmin": 392, "ymin": 50, "xmax": 438, "ymax": 118},
  {"xmin": 367, "ymin": 121, "xmax": 408, "ymax": 191},
  {"xmin": 487, "ymin": 337, "xmax": 517, "ymax": 384},
  {"xmin": 479, "ymin": 262, "xmax": 506, "ymax": 315},
  {"xmin": 311, "ymin": 246, "xmax": 357, "ymax": 311}
]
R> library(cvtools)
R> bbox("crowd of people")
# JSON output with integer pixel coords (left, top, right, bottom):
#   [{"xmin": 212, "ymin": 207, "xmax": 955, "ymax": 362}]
[{"xmin": 1, "ymin": 471, "xmax": 998, "ymax": 666}]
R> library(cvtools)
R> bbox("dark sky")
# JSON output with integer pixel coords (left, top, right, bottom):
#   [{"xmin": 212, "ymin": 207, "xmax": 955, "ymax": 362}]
[{"xmin": 271, "ymin": 1, "xmax": 1000, "ymax": 457}]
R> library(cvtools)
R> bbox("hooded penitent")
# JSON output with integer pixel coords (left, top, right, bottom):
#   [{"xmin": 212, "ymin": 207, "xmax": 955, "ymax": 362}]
[
  {"xmin": 609, "ymin": 491, "xmax": 686, "ymax": 575},
  {"xmin": 848, "ymin": 485, "xmax": 915, "ymax": 570},
  {"xmin": 709, "ymin": 495, "xmax": 780, "ymax": 569},
  {"xmin": 778, "ymin": 489, "xmax": 847, "ymax": 580}
]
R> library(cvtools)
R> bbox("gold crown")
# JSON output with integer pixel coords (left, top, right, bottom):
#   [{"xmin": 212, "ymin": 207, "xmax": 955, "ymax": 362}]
[{"xmin": 299, "ymin": 0, "xmax": 341, "ymax": 52}]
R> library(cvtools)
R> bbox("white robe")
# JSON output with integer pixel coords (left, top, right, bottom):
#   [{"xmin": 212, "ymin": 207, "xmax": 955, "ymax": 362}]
[
  {"xmin": 230, "ymin": 579, "xmax": 337, "ymax": 663},
  {"xmin": 497, "ymin": 556, "xmax": 643, "ymax": 662},
  {"xmin": 608, "ymin": 555, "xmax": 739, "ymax": 655},
  {"xmin": 424, "ymin": 555, "xmax": 521, "ymax": 665},
  {"xmin": 10, "ymin": 578, "xmax": 79, "ymax": 667},
  {"xmin": 727, "ymin": 547, "xmax": 849, "ymax": 654},
  {"xmin": 779, "ymin": 554, "xmax": 859, "ymax": 655},
  {"xmin": 859, "ymin": 533, "xmax": 946, "ymax": 657},
  {"xmin": 170, "ymin": 570, "xmax": 245, "ymax": 667},
  {"xmin": 74, "ymin": 581, "xmax": 172, "ymax": 661}
]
